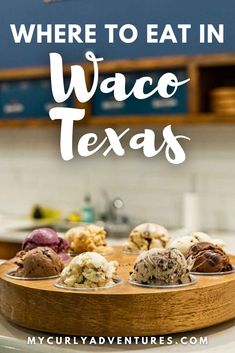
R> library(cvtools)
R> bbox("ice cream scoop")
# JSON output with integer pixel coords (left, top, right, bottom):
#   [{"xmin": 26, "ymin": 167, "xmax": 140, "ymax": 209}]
[
  {"xmin": 192, "ymin": 232, "xmax": 224, "ymax": 248},
  {"xmin": 22, "ymin": 228, "xmax": 70, "ymax": 261},
  {"xmin": 60, "ymin": 252, "xmax": 118, "ymax": 288},
  {"xmin": 130, "ymin": 248, "xmax": 192, "ymax": 285},
  {"xmin": 12, "ymin": 247, "xmax": 64, "ymax": 278},
  {"xmin": 185, "ymin": 242, "xmax": 233, "ymax": 273},
  {"xmin": 123, "ymin": 223, "xmax": 169, "ymax": 254},
  {"xmin": 65, "ymin": 224, "xmax": 113, "ymax": 255},
  {"xmin": 169, "ymin": 232, "xmax": 224, "ymax": 255}
]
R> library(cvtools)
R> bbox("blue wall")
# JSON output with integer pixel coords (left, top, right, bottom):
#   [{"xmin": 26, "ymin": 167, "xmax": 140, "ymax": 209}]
[{"xmin": 0, "ymin": 0, "xmax": 234, "ymax": 68}]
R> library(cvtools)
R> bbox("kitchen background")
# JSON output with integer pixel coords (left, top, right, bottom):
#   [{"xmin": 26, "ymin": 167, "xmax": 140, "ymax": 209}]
[
  {"xmin": 1, "ymin": 125, "xmax": 235, "ymax": 231},
  {"xmin": 0, "ymin": 0, "xmax": 235, "ymax": 234}
]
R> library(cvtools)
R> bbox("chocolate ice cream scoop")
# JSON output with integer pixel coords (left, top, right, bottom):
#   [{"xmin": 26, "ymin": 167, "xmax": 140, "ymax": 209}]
[
  {"xmin": 13, "ymin": 247, "xmax": 64, "ymax": 278},
  {"xmin": 185, "ymin": 242, "xmax": 233, "ymax": 273},
  {"xmin": 22, "ymin": 228, "xmax": 70, "ymax": 260}
]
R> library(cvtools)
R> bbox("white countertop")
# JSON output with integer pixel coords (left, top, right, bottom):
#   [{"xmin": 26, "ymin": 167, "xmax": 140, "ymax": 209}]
[{"xmin": 0, "ymin": 222, "xmax": 234, "ymax": 353}]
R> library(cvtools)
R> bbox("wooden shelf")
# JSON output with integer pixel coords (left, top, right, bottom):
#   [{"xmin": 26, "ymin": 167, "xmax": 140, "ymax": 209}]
[
  {"xmin": 86, "ymin": 113, "xmax": 235, "ymax": 127},
  {"xmin": 85, "ymin": 52, "xmax": 235, "ymax": 126},
  {"xmin": 0, "ymin": 64, "xmax": 75, "ymax": 81},
  {"xmin": 1, "ymin": 113, "xmax": 235, "ymax": 129},
  {"xmin": 0, "ymin": 53, "xmax": 235, "ymax": 127},
  {"xmin": 0, "ymin": 119, "xmax": 57, "ymax": 128}
]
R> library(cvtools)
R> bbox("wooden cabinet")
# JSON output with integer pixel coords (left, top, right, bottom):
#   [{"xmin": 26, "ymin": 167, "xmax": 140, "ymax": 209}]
[
  {"xmin": 0, "ymin": 53, "xmax": 235, "ymax": 127},
  {"xmin": 0, "ymin": 241, "xmax": 21, "ymax": 259},
  {"xmin": 85, "ymin": 53, "xmax": 235, "ymax": 126}
]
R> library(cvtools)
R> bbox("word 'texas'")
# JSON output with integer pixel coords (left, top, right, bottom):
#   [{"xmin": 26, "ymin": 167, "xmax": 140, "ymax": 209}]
[{"xmin": 49, "ymin": 51, "xmax": 190, "ymax": 163}]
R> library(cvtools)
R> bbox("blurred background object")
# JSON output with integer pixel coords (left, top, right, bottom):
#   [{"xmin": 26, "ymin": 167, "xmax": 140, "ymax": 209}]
[
  {"xmin": 43, "ymin": 0, "xmax": 64, "ymax": 3},
  {"xmin": 211, "ymin": 87, "xmax": 235, "ymax": 115}
]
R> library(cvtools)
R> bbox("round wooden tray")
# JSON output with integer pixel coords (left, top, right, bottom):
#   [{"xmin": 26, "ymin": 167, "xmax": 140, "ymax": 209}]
[{"xmin": 0, "ymin": 247, "xmax": 235, "ymax": 336}]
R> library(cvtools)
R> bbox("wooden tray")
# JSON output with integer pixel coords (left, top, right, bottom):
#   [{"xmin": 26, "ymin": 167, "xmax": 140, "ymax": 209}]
[{"xmin": 0, "ymin": 247, "xmax": 235, "ymax": 337}]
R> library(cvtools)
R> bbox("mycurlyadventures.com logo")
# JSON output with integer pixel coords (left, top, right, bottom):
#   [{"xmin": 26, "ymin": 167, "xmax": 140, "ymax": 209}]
[{"xmin": 27, "ymin": 336, "xmax": 208, "ymax": 346}]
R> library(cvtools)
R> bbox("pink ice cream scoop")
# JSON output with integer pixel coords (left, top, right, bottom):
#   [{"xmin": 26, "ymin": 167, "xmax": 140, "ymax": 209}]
[{"xmin": 22, "ymin": 228, "xmax": 70, "ymax": 261}]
